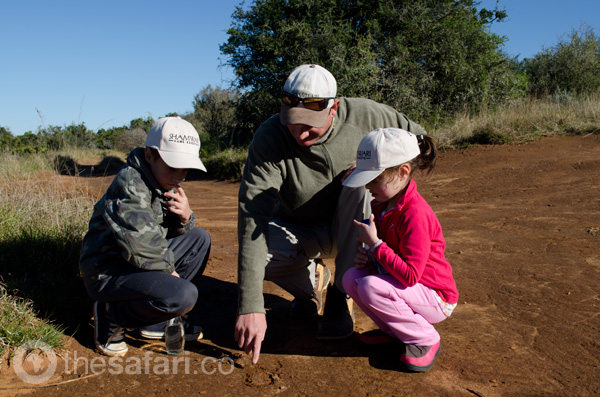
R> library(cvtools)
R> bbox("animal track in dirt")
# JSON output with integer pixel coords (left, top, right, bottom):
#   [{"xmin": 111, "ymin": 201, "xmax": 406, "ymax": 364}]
[{"xmin": 232, "ymin": 353, "xmax": 283, "ymax": 388}]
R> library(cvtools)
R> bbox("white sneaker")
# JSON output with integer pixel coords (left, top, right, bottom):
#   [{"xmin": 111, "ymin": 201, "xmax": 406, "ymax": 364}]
[
  {"xmin": 93, "ymin": 301, "xmax": 128, "ymax": 357},
  {"xmin": 139, "ymin": 318, "xmax": 203, "ymax": 342}
]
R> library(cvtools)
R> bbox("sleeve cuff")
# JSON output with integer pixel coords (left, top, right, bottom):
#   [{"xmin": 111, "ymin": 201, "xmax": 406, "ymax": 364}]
[{"xmin": 369, "ymin": 239, "xmax": 383, "ymax": 253}]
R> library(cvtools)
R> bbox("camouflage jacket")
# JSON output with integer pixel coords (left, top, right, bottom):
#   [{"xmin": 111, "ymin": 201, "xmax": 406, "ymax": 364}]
[{"xmin": 79, "ymin": 147, "xmax": 196, "ymax": 285}]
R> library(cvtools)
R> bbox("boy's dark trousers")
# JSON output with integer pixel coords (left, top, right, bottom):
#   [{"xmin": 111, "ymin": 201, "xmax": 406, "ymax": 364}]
[{"xmin": 85, "ymin": 227, "xmax": 211, "ymax": 328}]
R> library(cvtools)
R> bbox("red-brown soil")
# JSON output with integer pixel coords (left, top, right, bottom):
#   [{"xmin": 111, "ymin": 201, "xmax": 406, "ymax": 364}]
[{"xmin": 2, "ymin": 134, "xmax": 599, "ymax": 396}]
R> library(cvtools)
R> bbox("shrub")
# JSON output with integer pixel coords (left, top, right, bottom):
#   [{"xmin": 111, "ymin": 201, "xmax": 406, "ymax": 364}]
[
  {"xmin": 525, "ymin": 25, "xmax": 600, "ymax": 96},
  {"xmin": 118, "ymin": 127, "xmax": 147, "ymax": 153},
  {"xmin": 202, "ymin": 147, "xmax": 247, "ymax": 180}
]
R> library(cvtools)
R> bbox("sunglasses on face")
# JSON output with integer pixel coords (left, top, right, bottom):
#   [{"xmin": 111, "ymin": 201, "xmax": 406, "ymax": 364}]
[{"xmin": 281, "ymin": 91, "xmax": 334, "ymax": 111}]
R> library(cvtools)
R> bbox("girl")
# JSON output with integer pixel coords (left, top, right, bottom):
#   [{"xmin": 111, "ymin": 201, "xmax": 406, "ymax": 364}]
[{"xmin": 342, "ymin": 128, "xmax": 458, "ymax": 372}]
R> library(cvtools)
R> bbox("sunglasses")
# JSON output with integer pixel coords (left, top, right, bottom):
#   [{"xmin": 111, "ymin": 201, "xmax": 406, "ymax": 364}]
[{"xmin": 281, "ymin": 91, "xmax": 334, "ymax": 111}]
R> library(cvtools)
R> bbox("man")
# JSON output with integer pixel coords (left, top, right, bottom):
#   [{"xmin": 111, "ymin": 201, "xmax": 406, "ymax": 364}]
[{"xmin": 235, "ymin": 64, "xmax": 426, "ymax": 363}]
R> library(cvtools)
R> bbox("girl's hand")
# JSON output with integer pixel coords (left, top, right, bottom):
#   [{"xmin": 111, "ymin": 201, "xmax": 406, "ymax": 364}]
[
  {"xmin": 352, "ymin": 213, "xmax": 379, "ymax": 247},
  {"xmin": 171, "ymin": 270, "xmax": 180, "ymax": 278},
  {"xmin": 164, "ymin": 186, "xmax": 192, "ymax": 223},
  {"xmin": 354, "ymin": 246, "xmax": 371, "ymax": 268}
]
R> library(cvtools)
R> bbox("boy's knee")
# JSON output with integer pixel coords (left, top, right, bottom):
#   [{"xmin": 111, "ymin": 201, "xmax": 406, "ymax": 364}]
[
  {"xmin": 170, "ymin": 282, "xmax": 198, "ymax": 315},
  {"xmin": 190, "ymin": 227, "xmax": 211, "ymax": 247},
  {"xmin": 182, "ymin": 284, "xmax": 199, "ymax": 313}
]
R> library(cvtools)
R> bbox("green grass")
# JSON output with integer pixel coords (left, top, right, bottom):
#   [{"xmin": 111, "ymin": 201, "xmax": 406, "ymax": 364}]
[{"xmin": 0, "ymin": 283, "xmax": 65, "ymax": 356}]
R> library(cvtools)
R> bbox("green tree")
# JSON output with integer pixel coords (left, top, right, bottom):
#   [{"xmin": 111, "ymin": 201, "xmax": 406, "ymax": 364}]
[
  {"xmin": 129, "ymin": 116, "xmax": 155, "ymax": 131},
  {"xmin": 220, "ymin": 0, "xmax": 525, "ymax": 134},
  {"xmin": 96, "ymin": 127, "xmax": 126, "ymax": 150},
  {"xmin": 12, "ymin": 132, "xmax": 45, "ymax": 154},
  {"xmin": 524, "ymin": 25, "xmax": 600, "ymax": 96},
  {"xmin": 0, "ymin": 127, "xmax": 13, "ymax": 151},
  {"xmin": 190, "ymin": 85, "xmax": 242, "ymax": 150},
  {"xmin": 39, "ymin": 123, "xmax": 96, "ymax": 150}
]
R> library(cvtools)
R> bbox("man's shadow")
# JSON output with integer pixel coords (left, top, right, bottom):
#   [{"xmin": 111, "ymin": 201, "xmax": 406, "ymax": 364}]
[{"xmin": 184, "ymin": 277, "xmax": 378, "ymax": 361}]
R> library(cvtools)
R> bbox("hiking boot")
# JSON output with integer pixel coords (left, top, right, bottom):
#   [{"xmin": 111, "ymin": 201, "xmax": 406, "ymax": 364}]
[
  {"xmin": 139, "ymin": 317, "xmax": 204, "ymax": 342},
  {"xmin": 289, "ymin": 259, "xmax": 331, "ymax": 317},
  {"xmin": 359, "ymin": 329, "xmax": 396, "ymax": 345},
  {"xmin": 316, "ymin": 285, "xmax": 355, "ymax": 340},
  {"xmin": 93, "ymin": 301, "xmax": 128, "ymax": 357},
  {"xmin": 399, "ymin": 341, "xmax": 441, "ymax": 372},
  {"xmin": 289, "ymin": 298, "xmax": 318, "ymax": 317}
]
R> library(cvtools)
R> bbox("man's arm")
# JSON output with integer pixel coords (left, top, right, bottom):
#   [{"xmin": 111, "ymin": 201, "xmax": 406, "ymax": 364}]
[
  {"xmin": 235, "ymin": 118, "xmax": 285, "ymax": 363},
  {"xmin": 234, "ymin": 313, "xmax": 267, "ymax": 364}
]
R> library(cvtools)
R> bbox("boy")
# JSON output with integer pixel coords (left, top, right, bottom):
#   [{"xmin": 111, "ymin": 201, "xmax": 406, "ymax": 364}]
[{"xmin": 79, "ymin": 116, "xmax": 211, "ymax": 357}]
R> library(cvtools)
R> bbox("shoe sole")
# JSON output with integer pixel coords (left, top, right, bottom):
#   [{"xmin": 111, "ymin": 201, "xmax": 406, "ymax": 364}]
[
  {"xmin": 139, "ymin": 329, "xmax": 204, "ymax": 342},
  {"xmin": 314, "ymin": 260, "xmax": 331, "ymax": 316},
  {"xmin": 139, "ymin": 330, "xmax": 164, "ymax": 340},
  {"xmin": 96, "ymin": 342, "xmax": 129, "ymax": 357}
]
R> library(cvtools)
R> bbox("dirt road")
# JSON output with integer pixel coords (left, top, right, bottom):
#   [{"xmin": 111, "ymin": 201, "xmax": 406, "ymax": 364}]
[{"xmin": 3, "ymin": 134, "xmax": 599, "ymax": 396}]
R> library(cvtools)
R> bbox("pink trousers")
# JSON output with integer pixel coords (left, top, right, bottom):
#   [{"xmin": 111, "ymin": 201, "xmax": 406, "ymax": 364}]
[{"xmin": 343, "ymin": 267, "xmax": 447, "ymax": 346}]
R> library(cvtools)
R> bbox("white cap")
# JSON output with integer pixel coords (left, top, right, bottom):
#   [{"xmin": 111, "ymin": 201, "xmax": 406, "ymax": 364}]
[
  {"xmin": 280, "ymin": 64, "xmax": 337, "ymax": 127},
  {"xmin": 343, "ymin": 128, "xmax": 421, "ymax": 187},
  {"xmin": 145, "ymin": 117, "xmax": 206, "ymax": 172}
]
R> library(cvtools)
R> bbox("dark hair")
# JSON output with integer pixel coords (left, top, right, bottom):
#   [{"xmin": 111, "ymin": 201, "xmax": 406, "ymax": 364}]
[
  {"xmin": 375, "ymin": 134, "xmax": 437, "ymax": 183},
  {"xmin": 147, "ymin": 147, "xmax": 161, "ymax": 160},
  {"xmin": 409, "ymin": 134, "xmax": 437, "ymax": 176}
]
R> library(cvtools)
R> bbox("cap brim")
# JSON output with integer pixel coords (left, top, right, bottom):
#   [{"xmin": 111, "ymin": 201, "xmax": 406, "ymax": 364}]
[
  {"xmin": 342, "ymin": 168, "xmax": 385, "ymax": 188},
  {"xmin": 159, "ymin": 151, "xmax": 207, "ymax": 172},
  {"xmin": 280, "ymin": 104, "xmax": 330, "ymax": 127}
]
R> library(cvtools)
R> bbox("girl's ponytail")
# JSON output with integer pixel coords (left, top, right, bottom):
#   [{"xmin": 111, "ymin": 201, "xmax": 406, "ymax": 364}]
[{"xmin": 413, "ymin": 135, "xmax": 437, "ymax": 175}]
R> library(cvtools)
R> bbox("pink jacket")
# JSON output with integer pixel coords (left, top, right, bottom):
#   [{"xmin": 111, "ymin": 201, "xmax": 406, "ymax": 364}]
[{"xmin": 371, "ymin": 179, "xmax": 459, "ymax": 304}]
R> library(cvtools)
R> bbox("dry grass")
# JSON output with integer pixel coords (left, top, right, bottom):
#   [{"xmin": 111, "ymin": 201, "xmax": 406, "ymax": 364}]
[
  {"xmin": 0, "ymin": 174, "xmax": 92, "ymax": 238},
  {"xmin": 432, "ymin": 94, "xmax": 600, "ymax": 148},
  {"xmin": 0, "ymin": 151, "xmax": 95, "ymax": 354}
]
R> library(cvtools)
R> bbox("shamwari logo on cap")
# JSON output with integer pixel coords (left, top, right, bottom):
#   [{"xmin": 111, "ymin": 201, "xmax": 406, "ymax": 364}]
[
  {"xmin": 357, "ymin": 150, "xmax": 371, "ymax": 160},
  {"xmin": 168, "ymin": 133, "xmax": 200, "ymax": 146}
]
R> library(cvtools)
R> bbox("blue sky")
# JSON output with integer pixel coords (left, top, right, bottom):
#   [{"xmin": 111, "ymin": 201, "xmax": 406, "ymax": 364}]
[{"xmin": 1, "ymin": 0, "xmax": 599, "ymax": 135}]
